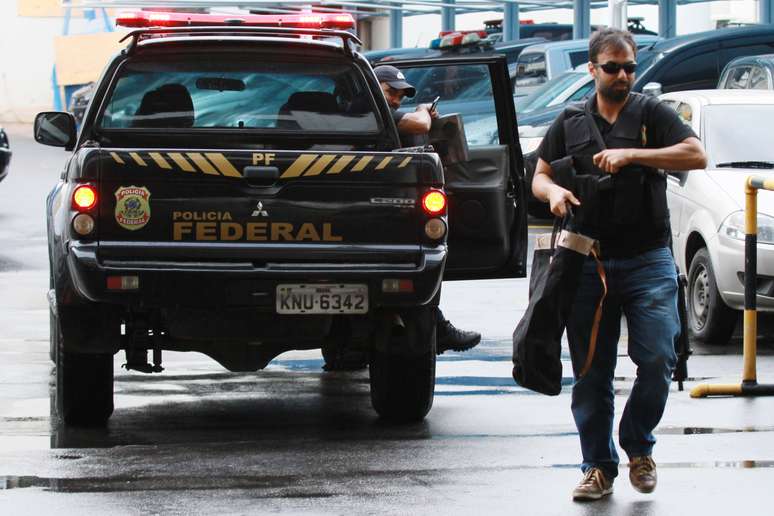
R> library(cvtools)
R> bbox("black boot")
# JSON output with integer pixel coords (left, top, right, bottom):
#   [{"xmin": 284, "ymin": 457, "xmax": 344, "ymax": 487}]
[{"xmin": 437, "ymin": 318, "xmax": 481, "ymax": 355}]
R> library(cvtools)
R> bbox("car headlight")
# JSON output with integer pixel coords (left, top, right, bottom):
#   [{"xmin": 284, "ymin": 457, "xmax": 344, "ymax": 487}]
[{"xmin": 719, "ymin": 211, "xmax": 774, "ymax": 244}]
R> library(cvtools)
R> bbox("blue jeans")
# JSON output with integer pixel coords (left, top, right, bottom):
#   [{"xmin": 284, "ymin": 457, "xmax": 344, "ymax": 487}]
[{"xmin": 567, "ymin": 246, "xmax": 679, "ymax": 480}]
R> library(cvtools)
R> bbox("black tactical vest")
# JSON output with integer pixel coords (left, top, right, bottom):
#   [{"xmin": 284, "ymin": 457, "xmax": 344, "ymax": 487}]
[{"xmin": 560, "ymin": 93, "xmax": 669, "ymax": 249}]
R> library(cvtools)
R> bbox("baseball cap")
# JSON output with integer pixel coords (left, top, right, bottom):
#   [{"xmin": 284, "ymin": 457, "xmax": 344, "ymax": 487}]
[{"xmin": 374, "ymin": 65, "xmax": 416, "ymax": 97}]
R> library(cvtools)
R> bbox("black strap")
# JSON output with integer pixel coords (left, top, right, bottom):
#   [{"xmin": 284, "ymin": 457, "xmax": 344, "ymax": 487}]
[{"xmin": 582, "ymin": 106, "xmax": 607, "ymax": 151}]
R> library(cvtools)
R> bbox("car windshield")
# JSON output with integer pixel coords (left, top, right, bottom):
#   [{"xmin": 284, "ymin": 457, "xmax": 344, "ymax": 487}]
[
  {"xmin": 99, "ymin": 54, "xmax": 380, "ymax": 133},
  {"xmin": 515, "ymin": 71, "xmax": 587, "ymax": 113},
  {"xmin": 705, "ymin": 104, "xmax": 774, "ymax": 167},
  {"xmin": 514, "ymin": 51, "xmax": 547, "ymax": 88}
]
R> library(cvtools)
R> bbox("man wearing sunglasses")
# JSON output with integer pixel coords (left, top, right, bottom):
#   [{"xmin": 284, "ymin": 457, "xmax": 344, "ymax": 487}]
[{"xmin": 531, "ymin": 29, "xmax": 706, "ymax": 501}]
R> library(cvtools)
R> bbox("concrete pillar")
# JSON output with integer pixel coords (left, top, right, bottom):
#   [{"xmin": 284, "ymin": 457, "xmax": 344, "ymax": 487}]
[
  {"xmin": 442, "ymin": 0, "xmax": 455, "ymax": 32},
  {"xmin": 573, "ymin": 0, "xmax": 591, "ymax": 39},
  {"xmin": 761, "ymin": 0, "xmax": 774, "ymax": 24},
  {"xmin": 503, "ymin": 1, "xmax": 520, "ymax": 41},
  {"xmin": 658, "ymin": 0, "xmax": 677, "ymax": 38},
  {"xmin": 389, "ymin": 3, "xmax": 402, "ymax": 48}
]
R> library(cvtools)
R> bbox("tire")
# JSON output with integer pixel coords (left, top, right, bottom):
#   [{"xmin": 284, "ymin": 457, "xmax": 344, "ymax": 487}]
[
  {"xmin": 369, "ymin": 308, "xmax": 436, "ymax": 422},
  {"xmin": 54, "ymin": 311, "xmax": 114, "ymax": 426},
  {"xmin": 687, "ymin": 247, "xmax": 737, "ymax": 344}
]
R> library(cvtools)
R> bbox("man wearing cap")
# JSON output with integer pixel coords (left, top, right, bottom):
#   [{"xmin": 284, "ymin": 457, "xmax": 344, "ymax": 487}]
[{"xmin": 374, "ymin": 64, "xmax": 481, "ymax": 354}]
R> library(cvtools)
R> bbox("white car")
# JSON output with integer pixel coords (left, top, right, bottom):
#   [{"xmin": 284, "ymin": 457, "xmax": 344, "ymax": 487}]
[{"xmin": 661, "ymin": 90, "xmax": 774, "ymax": 344}]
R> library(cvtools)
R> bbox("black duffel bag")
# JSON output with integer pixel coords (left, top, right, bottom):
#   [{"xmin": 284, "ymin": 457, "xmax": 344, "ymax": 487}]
[{"xmin": 512, "ymin": 211, "xmax": 607, "ymax": 396}]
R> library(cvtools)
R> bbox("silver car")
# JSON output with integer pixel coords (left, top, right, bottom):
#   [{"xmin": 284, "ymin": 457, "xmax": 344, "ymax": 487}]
[{"xmin": 662, "ymin": 90, "xmax": 774, "ymax": 344}]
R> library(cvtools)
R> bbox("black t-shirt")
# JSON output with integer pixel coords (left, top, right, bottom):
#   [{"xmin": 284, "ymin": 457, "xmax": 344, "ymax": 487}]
[{"xmin": 537, "ymin": 95, "xmax": 697, "ymax": 257}]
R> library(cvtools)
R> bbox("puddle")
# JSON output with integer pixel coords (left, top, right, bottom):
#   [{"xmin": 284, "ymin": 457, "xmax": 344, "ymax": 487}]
[{"xmin": 659, "ymin": 426, "xmax": 774, "ymax": 435}]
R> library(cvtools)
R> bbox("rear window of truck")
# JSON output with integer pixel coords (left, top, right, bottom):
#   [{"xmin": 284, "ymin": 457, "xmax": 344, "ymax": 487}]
[{"xmin": 99, "ymin": 54, "xmax": 380, "ymax": 133}]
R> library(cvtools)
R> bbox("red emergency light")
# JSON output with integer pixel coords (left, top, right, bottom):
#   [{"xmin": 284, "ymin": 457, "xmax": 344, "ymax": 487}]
[
  {"xmin": 438, "ymin": 30, "xmax": 488, "ymax": 39},
  {"xmin": 116, "ymin": 10, "xmax": 355, "ymax": 30}
]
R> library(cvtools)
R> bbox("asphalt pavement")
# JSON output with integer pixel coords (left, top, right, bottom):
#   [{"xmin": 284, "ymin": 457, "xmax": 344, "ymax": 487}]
[{"xmin": 1, "ymin": 123, "xmax": 774, "ymax": 515}]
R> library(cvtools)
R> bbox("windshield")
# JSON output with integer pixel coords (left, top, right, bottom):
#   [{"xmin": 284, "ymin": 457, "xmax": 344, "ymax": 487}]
[
  {"xmin": 705, "ymin": 104, "xmax": 774, "ymax": 167},
  {"xmin": 515, "ymin": 71, "xmax": 587, "ymax": 113},
  {"xmin": 514, "ymin": 52, "xmax": 547, "ymax": 91},
  {"xmin": 99, "ymin": 54, "xmax": 380, "ymax": 133}
]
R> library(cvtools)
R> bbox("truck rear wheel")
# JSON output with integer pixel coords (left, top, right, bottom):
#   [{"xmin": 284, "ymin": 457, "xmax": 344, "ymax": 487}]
[
  {"xmin": 53, "ymin": 311, "xmax": 114, "ymax": 426},
  {"xmin": 369, "ymin": 308, "xmax": 436, "ymax": 422}
]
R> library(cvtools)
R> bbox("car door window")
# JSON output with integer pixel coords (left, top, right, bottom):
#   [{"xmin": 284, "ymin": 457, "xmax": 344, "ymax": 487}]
[
  {"xmin": 722, "ymin": 66, "xmax": 751, "ymax": 89},
  {"xmin": 399, "ymin": 63, "xmax": 497, "ymax": 147},
  {"xmin": 749, "ymin": 66, "xmax": 770, "ymax": 89},
  {"xmin": 659, "ymin": 52, "xmax": 718, "ymax": 91},
  {"xmin": 568, "ymin": 50, "xmax": 588, "ymax": 68}
]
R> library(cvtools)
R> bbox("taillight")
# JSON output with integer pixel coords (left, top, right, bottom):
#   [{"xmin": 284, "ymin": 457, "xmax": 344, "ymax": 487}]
[
  {"xmin": 72, "ymin": 185, "xmax": 97, "ymax": 211},
  {"xmin": 421, "ymin": 190, "xmax": 446, "ymax": 216}
]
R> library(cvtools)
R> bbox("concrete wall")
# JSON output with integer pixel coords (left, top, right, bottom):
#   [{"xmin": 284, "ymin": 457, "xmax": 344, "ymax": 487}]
[{"xmin": 0, "ymin": 2, "xmax": 113, "ymax": 122}]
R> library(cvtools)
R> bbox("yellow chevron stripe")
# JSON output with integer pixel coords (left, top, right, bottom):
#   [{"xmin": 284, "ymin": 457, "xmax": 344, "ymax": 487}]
[
  {"xmin": 351, "ymin": 156, "xmax": 373, "ymax": 172},
  {"xmin": 168, "ymin": 153, "xmax": 196, "ymax": 173},
  {"xmin": 281, "ymin": 154, "xmax": 318, "ymax": 178},
  {"xmin": 398, "ymin": 156, "xmax": 412, "ymax": 168},
  {"xmin": 187, "ymin": 153, "xmax": 219, "ymax": 175},
  {"xmin": 110, "ymin": 152, "xmax": 125, "ymax": 165},
  {"xmin": 149, "ymin": 152, "xmax": 172, "ymax": 170},
  {"xmin": 304, "ymin": 154, "xmax": 337, "ymax": 176},
  {"xmin": 375, "ymin": 157, "xmax": 393, "ymax": 170},
  {"xmin": 327, "ymin": 155, "xmax": 354, "ymax": 175},
  {"xmin": 129, "ymin": 152, "xmax": 147, "ymax": 167},
  {"xmin": 205, "ymin": 153, "xmax": 242, "ymax": 178}
]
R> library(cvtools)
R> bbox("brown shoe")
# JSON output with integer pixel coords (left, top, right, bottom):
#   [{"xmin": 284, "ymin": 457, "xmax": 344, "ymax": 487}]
[
  {"xmin": 629, "ymin": 456, "xmax": 657, "ymax": 493},
  {"xmin": 572, "ymin": 467, "xmax": 614, "ymax": 501}
]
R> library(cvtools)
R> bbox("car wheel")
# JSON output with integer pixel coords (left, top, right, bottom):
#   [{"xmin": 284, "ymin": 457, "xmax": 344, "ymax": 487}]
[
  {"xmin": 54, "ymin": 311, "xmax": 114, "ymax": 426},
  {"xmin": 369, "ymin": 308, "xmax": 436, "ymax": 422},
  {"xmin": 687, "ymin": 248, "xmax": 737, "ymax": 344}
]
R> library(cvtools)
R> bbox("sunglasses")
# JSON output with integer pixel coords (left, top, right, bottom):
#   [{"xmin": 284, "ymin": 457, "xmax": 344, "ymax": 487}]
[{"xmin": 593, "ymin": 61, "xmax": 637, "ymax": 75}]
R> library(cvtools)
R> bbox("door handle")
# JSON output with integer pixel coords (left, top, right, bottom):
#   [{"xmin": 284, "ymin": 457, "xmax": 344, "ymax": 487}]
[{"xmin": 244, "ymin": 166, "xmax": 279, "ymax": 186}]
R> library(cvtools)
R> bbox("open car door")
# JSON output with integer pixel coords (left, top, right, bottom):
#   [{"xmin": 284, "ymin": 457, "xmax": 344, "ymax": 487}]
[{"xmin": 388, "ymin": 54, "xmax": 528, "ymax": 279}]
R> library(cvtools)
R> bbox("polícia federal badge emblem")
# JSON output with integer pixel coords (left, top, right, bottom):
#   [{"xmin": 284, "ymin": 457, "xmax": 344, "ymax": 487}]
[{"xmin": 115, "ymin": 186, "xmax": 151, "ymax": 231}]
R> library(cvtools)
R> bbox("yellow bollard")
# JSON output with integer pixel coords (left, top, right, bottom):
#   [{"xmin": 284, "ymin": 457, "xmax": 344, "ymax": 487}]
[{"xmin": 690, "ymin": 176, "xmax": 774, "ymax": 398}]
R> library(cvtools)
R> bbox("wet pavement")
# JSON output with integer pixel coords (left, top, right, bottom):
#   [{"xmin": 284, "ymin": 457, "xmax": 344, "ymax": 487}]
[{"xmin": 2, "ymin": 124, "xmax": 774, "ymax": 514}]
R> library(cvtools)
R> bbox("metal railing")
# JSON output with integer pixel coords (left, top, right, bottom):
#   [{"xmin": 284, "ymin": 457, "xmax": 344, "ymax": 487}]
[{"xmin": 690, "ymin": 176, "xmax": 774, "ymax": 398}]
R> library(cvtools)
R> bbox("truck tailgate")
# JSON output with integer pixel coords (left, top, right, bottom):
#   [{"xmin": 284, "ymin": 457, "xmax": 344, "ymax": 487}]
[{"xmin": 95, "ymin": 149, "xmax": 442, "ymax": 261}]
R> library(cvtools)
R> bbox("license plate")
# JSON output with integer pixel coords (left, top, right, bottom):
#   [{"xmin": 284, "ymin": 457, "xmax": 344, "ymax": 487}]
[{"xmin": 276, "ymin": 284, "xmax": 368, "ymax": 314}]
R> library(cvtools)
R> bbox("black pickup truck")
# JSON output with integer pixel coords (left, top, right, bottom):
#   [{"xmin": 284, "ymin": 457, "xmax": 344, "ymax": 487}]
[{"xmin": 35, "ymin": 24, "xmax": 527, "ymax": 426}]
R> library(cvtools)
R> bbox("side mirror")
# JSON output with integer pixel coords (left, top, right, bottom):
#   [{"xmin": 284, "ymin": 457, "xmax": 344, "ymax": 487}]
[
  {"xmin": 34, "ymin": 112, "xmax": 76, "ymax": 150},
  {"xmin": 642, "ymin": 82, "xmax": 663, "ymax": 97}
]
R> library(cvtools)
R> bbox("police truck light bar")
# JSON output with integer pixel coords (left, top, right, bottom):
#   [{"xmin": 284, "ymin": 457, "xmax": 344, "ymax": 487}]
[{"xmin": 116, "ymin": 10, "xmax": 355, "ymax": 30}]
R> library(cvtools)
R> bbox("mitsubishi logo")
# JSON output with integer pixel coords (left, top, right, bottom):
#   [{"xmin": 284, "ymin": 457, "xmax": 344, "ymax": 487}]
[{"xmin": 251, "ymin": 201, "xmax": 269, "ymax": 217}]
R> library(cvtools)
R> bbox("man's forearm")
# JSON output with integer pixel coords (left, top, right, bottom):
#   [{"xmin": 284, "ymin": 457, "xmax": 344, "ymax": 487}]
[
  {"xmin": 532, "ymin": 169, "xmax": 558, "ymax": 203},
  {"xmin": 397, "ymin": 108, "xmax": 432, "ymax": 134},
  {"xmin": 629, "ymin": 139, "xmax": 707, "ymax": 171}
]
